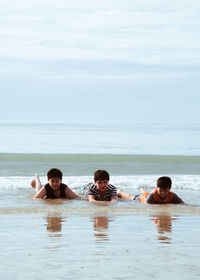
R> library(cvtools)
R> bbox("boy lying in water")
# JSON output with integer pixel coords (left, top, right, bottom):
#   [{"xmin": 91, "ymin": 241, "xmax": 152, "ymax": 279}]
[
  {"xmin": 82, "ymin": 169, "xmax": 118, "ymax": 203},
  {"xmin": 32, "ymin": 168, "xmax": 117, "ymax": 202},
  {"xmin": 118, "ymin": 176, "xmax": 184, "ymax": 204},
  {"xmin": 32, "ymin": 168, "xmax": 78, "ymax": 199},
  {"xmin": 32, "ymin": 170, "xmax": 182, "ymax": 204}
]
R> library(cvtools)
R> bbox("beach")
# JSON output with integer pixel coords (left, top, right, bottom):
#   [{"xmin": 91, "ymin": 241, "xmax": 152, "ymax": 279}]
[
  {"xmin": 0, "ymin": 121, "xmax": 200, "ymax": 279},
  {"xmin": 1, "ymin": 196, "xmax": 200, "ymax": 279}
]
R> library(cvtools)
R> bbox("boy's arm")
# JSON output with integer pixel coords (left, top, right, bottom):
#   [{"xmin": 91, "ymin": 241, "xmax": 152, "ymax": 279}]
[
  {"xmin": 86, "ymin": 195, "xmax": 109, "ymax": 206},
  {"xmin": 145, "ymin": 193, "xmax": 155, "ymax": 204},
  {"xmin": 65, "ymin": 187, "xmax": 78, "ymax": 199},
  {"xmin": 109, "ymin": 185, "xmax": 118, "ymax": 202},
  {"xmin": 110, "ymin": 195, "xmax": 118, "ymax": 202},
  {"xmin": 87, "ymin": 194, "xmax": 117, "ymax": 203},
  {"xmin": 33, "ymin": 186, "xmax": 47, "ymax": 199},
  {"xmin": 172, "ymin": 193, "xmax": 184, "ymax": 204},
  {"xmin": 87, "ymin": 194, "xmax": 97, "ymax": 202}
]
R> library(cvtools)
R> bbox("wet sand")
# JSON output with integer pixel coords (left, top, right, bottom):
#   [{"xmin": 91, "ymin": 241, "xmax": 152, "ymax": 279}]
[{"xmin": 1, "ymin": 191, "xmax": 200, "ymax": 280}]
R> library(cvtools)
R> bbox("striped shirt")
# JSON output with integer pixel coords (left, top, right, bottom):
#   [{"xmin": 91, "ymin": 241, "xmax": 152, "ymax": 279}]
[{"xmin": 83, "ymin": 183, "xmax": 117, "ymax": 201}]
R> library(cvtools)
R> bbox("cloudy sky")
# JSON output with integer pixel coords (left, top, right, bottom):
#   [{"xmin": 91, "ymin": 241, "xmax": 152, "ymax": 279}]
[{"xmin": 1, "ymin": 0, "xmax": 200, "ymax": 122}]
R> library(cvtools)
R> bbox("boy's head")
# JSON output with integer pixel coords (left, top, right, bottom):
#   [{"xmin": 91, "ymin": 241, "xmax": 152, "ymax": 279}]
[
  {"xmin": 94, "ymin": 170, "xmax": 110, "ymax": 193},
  {"xmin": 156, "ymin": 176, "xmax": 172, "ymax": 198},
  {"xmin": 47, "ymin": 168, "xmax": 62, "ymax": 190}
]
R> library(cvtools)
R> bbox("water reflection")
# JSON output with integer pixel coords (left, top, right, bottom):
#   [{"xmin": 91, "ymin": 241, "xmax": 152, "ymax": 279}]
[
  {"xmin": 46, "ymin": 216, "xmax": 63, "ymax": 237},
  {"xmin": 93, "ymin": 216, "xmax": 109, "ymax": 243},
  {"xmin": 43, "ymin": 215, "xmax": 64, "ymax": 251},
  {"xmin": 151, "ymin": 214, "xmax": 177, "ymax": 244}
]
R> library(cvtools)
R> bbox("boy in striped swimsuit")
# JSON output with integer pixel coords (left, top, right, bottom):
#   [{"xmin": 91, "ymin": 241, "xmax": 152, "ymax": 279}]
[{"xmin": 83, "ymin": 170, "xmax": 118, "ymax": 203}]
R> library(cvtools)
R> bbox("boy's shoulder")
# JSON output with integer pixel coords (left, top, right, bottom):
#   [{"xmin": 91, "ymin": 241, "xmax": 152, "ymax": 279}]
[
  {"xmin": 107, "ymin": 184, "xmax": 117, "ymax": 190},
  {"xmin": 83, "ymin": 183, "xmax": 95, "ymax": 190},
  {"xmin": 83, "ymin": 183, "xmax": 116, "ymax": 189},
  {"xmin": 82, "ymin": 183, "xmax": 117, "ymax": 195},
  {"xmin": 61, "ymin": 183, "xmax": 68, "ymax": 188}
]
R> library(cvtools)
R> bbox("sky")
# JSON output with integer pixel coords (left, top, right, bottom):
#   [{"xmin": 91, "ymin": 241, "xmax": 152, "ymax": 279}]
[{"xmin": 0, "ymin": 0, "xmax": 200, "ymax": 122}]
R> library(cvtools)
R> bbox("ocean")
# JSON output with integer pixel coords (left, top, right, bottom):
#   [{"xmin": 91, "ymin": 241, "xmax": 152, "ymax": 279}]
[
  {"xmin": 1, "ymin": 121, "xmax": 200, "ymax": 279},
  {"xmin": 1, "ymin": 121, "xmax": 200, "ymax": 155}
]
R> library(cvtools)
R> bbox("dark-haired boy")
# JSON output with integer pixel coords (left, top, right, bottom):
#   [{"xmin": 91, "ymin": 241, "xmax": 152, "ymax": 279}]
[
  {"xmin": 118, "ymin": 176, "xmax": 184, "ymax": 204},
  {"xmin": 83, "ymin": 170, "xmax": 118, "ymax": 203},
  {"xmin": 32, "ymin": 168, "xmax": 78, "ymax": 199}
]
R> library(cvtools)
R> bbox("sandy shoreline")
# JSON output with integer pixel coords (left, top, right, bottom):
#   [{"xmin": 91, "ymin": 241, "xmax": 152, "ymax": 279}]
[{"xmin": 1, "ymin": 196, "xmax": 200, "ymax": 279}]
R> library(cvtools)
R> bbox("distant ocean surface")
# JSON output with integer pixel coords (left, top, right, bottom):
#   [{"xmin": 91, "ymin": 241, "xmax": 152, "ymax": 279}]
[{"xmin": 1, "ymin": 121, "xmax": 200, "ymax": 155}]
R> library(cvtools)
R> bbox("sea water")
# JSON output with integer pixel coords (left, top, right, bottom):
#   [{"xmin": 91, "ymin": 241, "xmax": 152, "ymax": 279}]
[
  {"xmin": 1, "ymin": 121, "xmax": 200, "ymax": 154},
  {"xmin": 0, "ymin": 121, "xmax": 200, "ymax": 280}
]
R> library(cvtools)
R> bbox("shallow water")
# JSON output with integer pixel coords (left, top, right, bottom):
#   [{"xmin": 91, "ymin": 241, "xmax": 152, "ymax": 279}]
[
  {"xmin": 1, "ymin": 188, "xmax": 200, "ymax": 279},
  {"xmin": 1, "ymin": 197, "xmax": 200, "ymax": 280}
]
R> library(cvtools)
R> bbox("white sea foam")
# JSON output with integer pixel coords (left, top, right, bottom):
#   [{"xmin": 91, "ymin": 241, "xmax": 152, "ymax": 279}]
[{"xmin": 1, "ymin": 175, "xmax": 200, "ymax": 191}]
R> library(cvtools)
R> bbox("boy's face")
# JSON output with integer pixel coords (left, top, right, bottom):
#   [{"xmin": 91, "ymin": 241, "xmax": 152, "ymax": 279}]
[
  {"xmin": 48, "ymin": 177, "xmax": 62, "ymax": 190},
  {"xmin": 157, "ymin": 187, "xmax": 170, "ymax": 199},
  {"xmin": 95, "ymin": 180, "xmax": 109, "ymax": 193}
]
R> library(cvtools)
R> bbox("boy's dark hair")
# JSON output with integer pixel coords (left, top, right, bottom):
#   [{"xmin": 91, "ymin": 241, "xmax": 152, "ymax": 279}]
[
  {"xmin": 94, "ymin": 170, "xmax": 110, "ymax": 182},
  {"xmin": 47, "ymin": 168, "xmax": 62, "ymax": 180},
  {"xmin": 157, "ymin": 176, "xmax": 172, "ymax": 189}
]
